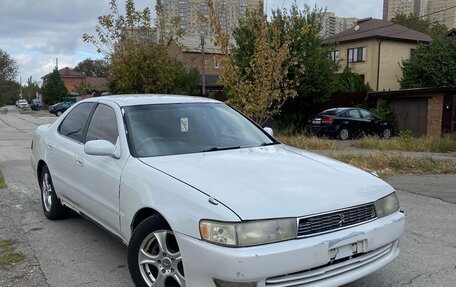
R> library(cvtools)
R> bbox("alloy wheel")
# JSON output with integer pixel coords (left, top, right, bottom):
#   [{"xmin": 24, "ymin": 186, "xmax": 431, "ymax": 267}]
[
  {"xmin": 383, "ymin": 128, "xmax": 392, "ymax": 139},
  {"xmin": 138, "ymin": 230, "xmax": 185, "ymax": 287},
  {"xmin": 339, "ymin": 128, "xmax": 349, "ymax": 140},
  {"xmin": 42, "ymin": 172, "xmax": 53, "ymax": 212}
]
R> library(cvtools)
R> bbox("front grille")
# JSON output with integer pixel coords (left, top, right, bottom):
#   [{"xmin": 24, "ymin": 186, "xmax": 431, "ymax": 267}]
[{"xmin": 298, "ymin": 204, "xmax": 376, "ymax": 237}]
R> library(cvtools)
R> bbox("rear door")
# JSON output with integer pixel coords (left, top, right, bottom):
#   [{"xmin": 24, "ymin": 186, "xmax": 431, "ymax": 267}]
[{"xmin": 46, "ymin": 102, "xmax": 96, "ymax": 206}]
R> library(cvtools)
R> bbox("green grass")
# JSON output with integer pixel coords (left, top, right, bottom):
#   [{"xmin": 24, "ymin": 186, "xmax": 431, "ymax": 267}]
[
  {"xmin": 333, "ymin": 153, "xmax": 456, "ymax": 177},
  {"xmin": 353, "ymin": 134, "xmax": 456, "ymax": 153},
  {"xmin": 0, "ymin": 170, "xmax": 6, "ymax": 189},
  {"xmin": 0, "ymin": 240, "xmax": 26, "ymax": 269},
  {"xmin": 277, "ymin": 134, "xmax": 338, "ymax": 150}
]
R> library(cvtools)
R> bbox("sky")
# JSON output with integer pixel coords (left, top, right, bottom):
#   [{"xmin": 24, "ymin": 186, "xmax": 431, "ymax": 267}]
[{"xmin": 0, "ymin": 0, "xmax": 383, "ymax": 86}]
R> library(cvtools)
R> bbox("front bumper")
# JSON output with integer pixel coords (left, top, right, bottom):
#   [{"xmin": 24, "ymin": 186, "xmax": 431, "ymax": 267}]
[{"xmin": 176, "ymin": 212, "xmax": 405, "ymax": 287}]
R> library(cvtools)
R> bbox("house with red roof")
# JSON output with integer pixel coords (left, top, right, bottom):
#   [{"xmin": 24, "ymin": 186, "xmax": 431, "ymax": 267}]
[{"xmin": 41, "ymin": 67, "xmax": 108, "ymax": 94}]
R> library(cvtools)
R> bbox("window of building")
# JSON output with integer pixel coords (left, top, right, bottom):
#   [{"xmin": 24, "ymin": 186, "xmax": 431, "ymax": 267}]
[
  {"xmin": 330, "ymin": 50, "xmax": 340, "ymax": 63},
  {"xmin": 214, "ymin": 59, "xmax": 220, "ymax": 69},
  {"xmin": 347, "ymin": 47, "xmax": 366, "ymax": 64},
  {"xmin": 411, "ymin": 48, "xmax": 417, "ymax": 57}
]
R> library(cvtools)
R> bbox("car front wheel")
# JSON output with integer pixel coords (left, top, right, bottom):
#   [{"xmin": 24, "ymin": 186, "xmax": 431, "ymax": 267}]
[
  {"xmin": 128, "ymin": 215, "xmax": 185, "ymax": 287},
  {"xmin": 56, "ymin": 111, "xmax": 62, "ymax": 117},
  {"xmin": 40, "ymin": 165, "xmax": 68, "ymax": 220}
]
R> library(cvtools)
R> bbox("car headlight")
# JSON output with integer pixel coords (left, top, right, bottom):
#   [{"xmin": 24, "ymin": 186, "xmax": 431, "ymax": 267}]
[
  {"xmin": 375, "ymin": 192, "xmax": 400, "ymax": 218},
  {"xmin": 200, "ymin": 218, "xmax": 297, "ymax": 247}
]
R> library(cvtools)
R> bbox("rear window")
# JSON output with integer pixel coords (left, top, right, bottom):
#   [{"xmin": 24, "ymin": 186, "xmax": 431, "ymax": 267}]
[
  {"xmin": 58, "ymin": 103, "xmax": 95, "ymax": 143},
  {"xmin": 320, "ymin": 109, "xmax": 338, "ymax": 116}
]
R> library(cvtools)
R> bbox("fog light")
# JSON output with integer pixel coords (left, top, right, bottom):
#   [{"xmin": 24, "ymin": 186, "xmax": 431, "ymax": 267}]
[{"xmin": 213, "ymin": 278, "xmax": 257, "ymax": 287}]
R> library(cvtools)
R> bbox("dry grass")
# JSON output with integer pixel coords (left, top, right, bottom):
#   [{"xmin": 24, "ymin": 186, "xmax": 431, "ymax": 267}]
[
  {"xmin": 353, "ymin": 134, "xmax": 456, "ymax": 153},
  {"xmin": 0, "ymin": 170, "xmax": 6, "ymax": 189},
  {"xmin": 18, "ymin": 110, "xmax": 32, "ymax": 114},
  {"xmin": 277, "ymin": 134, "xmax": 338, "ymax": 150},
  {"xmin": 333, "ymin": 153, "xmax": 456, "ymax": 177},
  {"xmin": 0, "ymin": 240, "xmax": 26, "ymax": 269}
]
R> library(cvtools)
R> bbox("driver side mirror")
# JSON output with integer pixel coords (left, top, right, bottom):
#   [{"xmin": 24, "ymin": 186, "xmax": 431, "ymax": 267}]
[
  {"xmin": 84, "ymin": 140, "xmax": 120, "ymax": 159},
  {"xmin": 263, "ymin": 127, "xmax": 274, "ymax": 137}
]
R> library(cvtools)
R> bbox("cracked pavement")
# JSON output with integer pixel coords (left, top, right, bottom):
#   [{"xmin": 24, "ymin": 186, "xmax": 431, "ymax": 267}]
[{"xmin": 0, "ymin": 106, "xmax": 455, "ymax": 287}]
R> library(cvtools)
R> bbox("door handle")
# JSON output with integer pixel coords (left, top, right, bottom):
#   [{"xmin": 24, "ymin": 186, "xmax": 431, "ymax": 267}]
[
  {"xmin": 76, "ymin": 158, "xmax": 84, "ymax": 167},
  {"xmin": 47, "ymin": 144, "xmax": 53, "ymax": 150}
]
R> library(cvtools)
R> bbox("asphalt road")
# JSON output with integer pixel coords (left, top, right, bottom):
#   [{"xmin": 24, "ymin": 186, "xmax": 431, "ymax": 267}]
[{"xmin": 0, "ymin": 105, "xmax": 455, "ymax": 287}]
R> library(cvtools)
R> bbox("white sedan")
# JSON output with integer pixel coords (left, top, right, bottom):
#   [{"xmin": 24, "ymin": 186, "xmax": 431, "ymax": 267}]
[{"xmin": 31, "ymin": 95, "xmax": 405, "ymax": 287}]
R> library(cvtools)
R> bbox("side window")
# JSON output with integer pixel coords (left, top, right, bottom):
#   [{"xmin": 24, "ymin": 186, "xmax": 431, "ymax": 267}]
[
  {"xmin": 360, "ymin": 110, "xmax": 376, "ymax": 120},
  {"xmin": 86, "ymin": 104, "xmax": 119, "ymax": 145},
  {"xmin": 59, "ymin": 103, "xmax": 95, "ymax": 142},
  {"xmin": 348, "ymin": 110, "xmax": 361, "ymax": 119}
]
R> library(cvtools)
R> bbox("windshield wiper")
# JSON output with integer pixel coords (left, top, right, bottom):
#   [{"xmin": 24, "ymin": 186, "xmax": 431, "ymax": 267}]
[{"xmin": 202, "ymin": 146, "xmax": 241, "ymax": 152}]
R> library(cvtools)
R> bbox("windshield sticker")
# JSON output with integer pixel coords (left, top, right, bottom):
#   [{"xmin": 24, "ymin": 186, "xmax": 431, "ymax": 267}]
[{"xmin": 181, "ymin": 118, "xmax": 189, "ymax": 132}]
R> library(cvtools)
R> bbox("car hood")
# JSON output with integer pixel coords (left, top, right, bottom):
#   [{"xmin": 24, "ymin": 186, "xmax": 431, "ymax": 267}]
[{"xmin": 140, "ymin": 145, "xmax": 393, "ymax": 220}]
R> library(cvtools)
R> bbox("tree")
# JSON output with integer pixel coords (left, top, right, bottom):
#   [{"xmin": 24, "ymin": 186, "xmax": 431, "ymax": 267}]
[
  {"xmin": 83, "ymin": 0, "xmax": 198, "ymax": 94},
  {"xmin": 0, "ymin": 49, "xmax": 19, "ymax": 106},
  {"xmin": 22, "ymin": 76, "xmax": 41, "ymax": 100},
  {"xmin": 391, "ymin": 13, "xmax": 447, "ymax": 39},
  {"xmin": 41, "ymin": 68, "xmax": 68, "ymax": 105},
  {"xmin": 208, "ymin": 1, "xmax": 295, "ymax": 125},
  {"xmin": 274, "ymin": 5, "xmax": 339, "ymax": 129},
  {"xmin": 74, "ymin": 58, "xmax": 109, "ymax": 77},
  {"xmin": 400, "ymin": 37, "xmax": 456, "ymax": 89},
  {"xmin": 207, "ymin": 2, "xmax": 338, "ymax": 127},
  {"xmin": 333, "ymin": 69, "xmax": 372, "ymax": 93},
  {"xmin": 0, "ymin": 80, "xmax": 20, "ymax": 107},
  {"xmin": 0, "ymin": 49, "xmax": 18, "ymax": 81}
]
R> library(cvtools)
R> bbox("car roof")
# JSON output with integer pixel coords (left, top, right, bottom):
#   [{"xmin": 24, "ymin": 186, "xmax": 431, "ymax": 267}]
[{"xmin": 85, "ymin": 94, "xmax": 221, "ymax": 107}]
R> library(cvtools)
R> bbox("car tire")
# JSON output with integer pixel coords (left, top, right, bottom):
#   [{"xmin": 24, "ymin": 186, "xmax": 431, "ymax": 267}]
[
  {"xmin": 40, "ymin": 165, "xmax": 68, "ymax": 220},
  {"xmin": 382, "ymin": 128, "xmax": 392, "ymax": 139},
  {"xmin": 128, "ymin": 215, "xmax": 185, "ymax": 287},
  {"xmin": 56, "ymin": 111, "xmax": 62, "ymax": 117},
  {"xmin": 338, "ymin": 128, "xmax": 350, "ymax": 140}
]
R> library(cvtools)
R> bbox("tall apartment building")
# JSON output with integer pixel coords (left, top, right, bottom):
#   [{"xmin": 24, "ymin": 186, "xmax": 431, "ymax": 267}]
[
  {"xmin": 158, "ymin": 0, "xmax": 261, "ymax": 47},
  {"xmin": 384, "ymin": 0, "xmax": 456, "ymax": 29},
  {"xmin": 383, "ymin": 0, "xmax": 417, "ymax": 20},
  {"xmin": 427, "ymin": 0, "xmax": 456, "ymax": 29},
  {"xmin": 321, "ymin": 12, "xmax": 358, "ymax": 38}
]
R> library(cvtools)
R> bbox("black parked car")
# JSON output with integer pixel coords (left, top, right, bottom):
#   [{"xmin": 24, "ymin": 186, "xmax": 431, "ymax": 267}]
[
  {"xmin": 48, "ymin": 102, "xmax": 72, "ymax": 116},
  {"xmin": 31, "ymin": 99, "xmax": 43, "ymax": 111},
  {"xmin": 310, "ymin": 108, "xmax": 393, "ymax": 140}
]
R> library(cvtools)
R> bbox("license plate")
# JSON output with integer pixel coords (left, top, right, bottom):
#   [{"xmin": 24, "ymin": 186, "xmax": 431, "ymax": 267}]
[
  {"xmin": 329, "ymin": 240, "xmax": 367, "ymax": 261},
  {"xmin": 312, "ymin": 118, "xmax": 321, "ymax": 124}
]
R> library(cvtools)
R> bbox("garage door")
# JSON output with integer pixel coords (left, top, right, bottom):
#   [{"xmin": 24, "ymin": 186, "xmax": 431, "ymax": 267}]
[{"xmin": 389, "ymin": 98, "xmax": 428, "ymax": 136}]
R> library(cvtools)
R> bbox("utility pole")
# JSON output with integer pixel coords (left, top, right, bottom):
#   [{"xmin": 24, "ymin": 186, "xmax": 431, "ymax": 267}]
[
  {"xmin": 201, "ymin": 34, "xmax": 206, "ymax": 96},
  {"xmin": 19, "ymin": 76, "xmax": 22, "ymax": 99}
]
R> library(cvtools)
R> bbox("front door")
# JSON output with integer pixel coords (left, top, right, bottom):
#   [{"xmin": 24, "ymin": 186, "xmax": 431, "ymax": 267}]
[{"xmin": 75, "ymin": 103, "xmax": 126, "ymax": 234}]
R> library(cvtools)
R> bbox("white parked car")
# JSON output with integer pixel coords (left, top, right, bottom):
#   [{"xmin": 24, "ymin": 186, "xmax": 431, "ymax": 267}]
[
  {"xmin": 18, "ymin": 99, "xmax": 29, "ymax": 109},
  {"xmin": 31, "ymin": 95, "xmax": 405, "ymax": 287}
]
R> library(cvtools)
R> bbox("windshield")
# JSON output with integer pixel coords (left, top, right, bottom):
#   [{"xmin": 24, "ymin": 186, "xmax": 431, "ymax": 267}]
[{"xmin": 124, "ymin": 103, "xmax": 276, "ymax": 157}]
